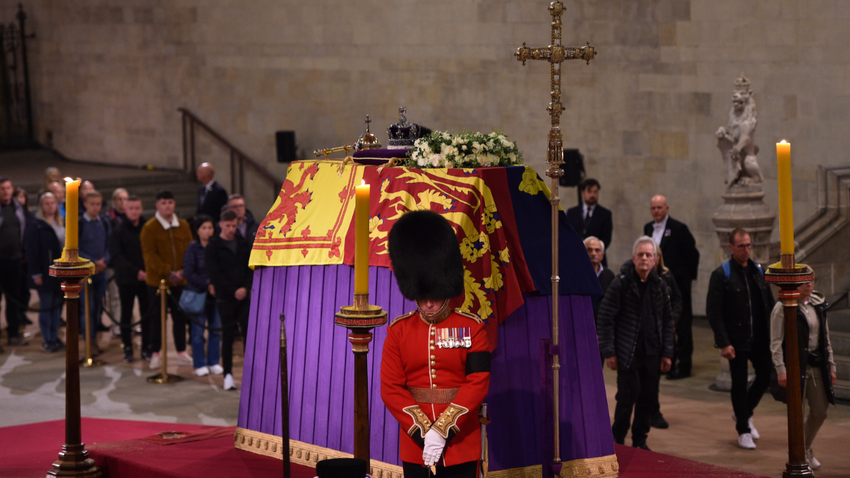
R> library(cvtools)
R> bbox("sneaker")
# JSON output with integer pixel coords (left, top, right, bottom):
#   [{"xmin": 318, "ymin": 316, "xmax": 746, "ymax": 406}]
[
  {"xmin": 141, "ymin": 349, "xmax": 152, "ymax": 361},
  {"xmin": 7, "ymin": 336, "xmax": 28, "ymax": 346},
  {"xmin": 732, "ymin": 415, "xmax": 759, "ymax": 440},
  {"xmin": 112, "ymin": 326, "xmax": 121, "ymax": 339},
  {"xmin": 176, "ymin": 352, "xmax": 193, "ymax": 365},
  {"xmin": 651, "ymin": 412, "xmax": 669, "ymax": 429},
  {"xmin": 738, "ymin": 433, "xmax": 756, "ymax": 449},
  {"xmin": 195, "ymin": 366, "xmax": 210, "ymax": 377},
  {"xmin": 806, "ymin": 448, "xmax": 820, "ymax": 469},
  {"xmin": 748, "ymin": 418, "xmax": 759, "ymax": 440},
  {"xmin": 149, "ymin": 353, "xmax": 161, "ymax": 369},
  {"xmin": 208, "ymin": 364, "xmax": 224, "ymax": 375},
  {"xmin": 223, "ymin": 373, "xmax": 237, "ymax": 391},
  {"xmin": 123, "ymin": 346, "xmax": 134, "ymax": 363}
]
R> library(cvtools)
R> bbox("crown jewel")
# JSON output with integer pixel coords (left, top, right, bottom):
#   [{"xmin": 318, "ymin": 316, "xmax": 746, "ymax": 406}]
[
  {"xmin": 387, "ymin": 107, "xmax": 422, "ymax": 150},
  {"xmin": 355, "ymin": 115, "xmax": 382, "ymax": 151},
  {"xmin": 734, "ymin": 73, "xmax": 751, "ymax": 92}
]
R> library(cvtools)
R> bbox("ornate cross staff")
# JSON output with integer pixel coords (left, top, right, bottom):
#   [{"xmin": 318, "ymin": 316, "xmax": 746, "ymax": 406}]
[{"xmin": 515, "ymin": 1, "xmax": 596, "ymax": 472}]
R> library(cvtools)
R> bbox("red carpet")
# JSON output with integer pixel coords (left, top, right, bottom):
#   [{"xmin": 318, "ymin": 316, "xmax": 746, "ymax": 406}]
[{"xmin": 0, "ymin": 419, "xmax": 767, "ymax": 478}]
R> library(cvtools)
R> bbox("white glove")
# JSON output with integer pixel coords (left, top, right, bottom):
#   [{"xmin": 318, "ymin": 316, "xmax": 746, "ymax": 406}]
[{"xmin": 422, "ymin": 428, "xmax": 447, "ymax": 467}]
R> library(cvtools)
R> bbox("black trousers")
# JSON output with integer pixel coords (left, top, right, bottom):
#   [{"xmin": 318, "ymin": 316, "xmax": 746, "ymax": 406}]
[
  {"xmin": 612, "ymin": 354, "xmax": 659, "ymax": 445},
  {"xmin": 402, "ymin": 460, "xmax": 477, "ymax": 478},
  {"xmin": 729, "ymin": 343, "xmax": 772, "ymax": 435},
  {"xmin": 672, "ymin": 276, "xmax": 693, "ymax": 370},
  {"xmin": 118, "ymin": 282, "xmax": 149, "ymax": 351},
  {"xmin": 217, "ymin": 298, "xmax": 249, "ymax": 375},
  {"xmin": 0, "ymin": 257, "xmax": 22, "ymax": 339},
  {"xmin": 147, "ymin": 285, "xmax": 188, "ymax": 353}
]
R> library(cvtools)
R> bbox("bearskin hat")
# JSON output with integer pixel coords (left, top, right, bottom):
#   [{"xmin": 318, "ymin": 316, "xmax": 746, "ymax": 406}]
[{"xmin": 388, "ymin": 210, "xmax": 464, "ymax": 301}]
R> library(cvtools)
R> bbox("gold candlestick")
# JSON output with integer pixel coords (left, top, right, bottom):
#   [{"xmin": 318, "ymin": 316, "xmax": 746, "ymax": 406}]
[
  {"xmin": 335, "ymin": 293, "xmax": 387, "ymax": 469},
  {"xmin": 765, "ymin": 257, "xmax": 814, "ymax": 478},
  {"xmin": 47, "ymin": 251, "xmax": 101, "ymax": 478}
]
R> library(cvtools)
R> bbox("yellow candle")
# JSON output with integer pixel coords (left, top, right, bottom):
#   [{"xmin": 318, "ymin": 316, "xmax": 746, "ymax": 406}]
[
  {"xmin": 64, "ymin": 178, "xmax": 80, "ymax": 251},
  {"xmin": 354, "ymin": 180, "xmax": 370, "ymax": 295},
  {"xmin": 776, "ymin": 140, "xmax": 794, "ymax": 255}
]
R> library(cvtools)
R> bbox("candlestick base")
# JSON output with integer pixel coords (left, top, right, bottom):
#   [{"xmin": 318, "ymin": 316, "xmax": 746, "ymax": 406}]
[
  {"xmin": 335, "ymin": 294, "xmax": 388, "ymax": 330},
  {"xmin": 80, "ymin": 357, "xmax": 105, "ymax": 367},
  {"xmin": 147, "ymin": 372, "xmax": 184, "ymax": 384},
  {"xmin": 47, "ymin": 443, "xmax": 101, "ymax": 478}
]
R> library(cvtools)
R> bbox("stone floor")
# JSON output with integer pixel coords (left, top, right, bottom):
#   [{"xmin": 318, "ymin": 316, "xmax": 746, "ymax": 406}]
[{"xmin": 1, "ymin": 303, "xmax": 848, "ymax": 477}]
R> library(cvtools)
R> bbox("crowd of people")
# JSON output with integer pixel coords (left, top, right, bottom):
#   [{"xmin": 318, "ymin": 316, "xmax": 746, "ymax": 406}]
[
  {"xmin": 575, "ymin": 178, "xmax": 836, "ymax": 469},
  {"xmin": 0, "ymin": 162, "xmax": 259, "ymax": 391}
]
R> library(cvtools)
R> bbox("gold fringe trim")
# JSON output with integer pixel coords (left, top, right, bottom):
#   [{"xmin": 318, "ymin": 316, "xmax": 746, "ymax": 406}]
[
  {"xmin": 233, "ymin": 428, "xmax": 617, "ymax": 478},
  {"xmin": 233, "ymin": 427, "xmax": 404, "ymax": 478},
  {"xmin": 486, "ymin": 454, "xmax": 618, "ymax": 478}
]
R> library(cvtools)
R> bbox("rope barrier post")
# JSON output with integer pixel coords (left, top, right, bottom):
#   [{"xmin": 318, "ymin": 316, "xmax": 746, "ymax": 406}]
[
  {"xmin": 46, "ymin": 249, "xmax": 101, "ymax": 477},
  {"xmin": 147, "ymin": 280, "xmax": 183, "ymax": 384},
  {"xmin": 80, "ymin": 278, "xmax": 103, "ymax": 367}
]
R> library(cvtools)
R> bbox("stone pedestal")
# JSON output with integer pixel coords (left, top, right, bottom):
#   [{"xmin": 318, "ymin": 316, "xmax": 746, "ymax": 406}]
[
  {"xmin": 711, "ymin": 184, "xmax": 775, "ymax": 391},
  {"xmin": 712, "ymin": 184, "xmax": 776, "ymax": 265}
]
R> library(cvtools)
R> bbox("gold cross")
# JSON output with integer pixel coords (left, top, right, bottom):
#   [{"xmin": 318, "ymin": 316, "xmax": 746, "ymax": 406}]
[{"xmin": 515, "ymin": 1, "xmax": 597, "ymax": 172}]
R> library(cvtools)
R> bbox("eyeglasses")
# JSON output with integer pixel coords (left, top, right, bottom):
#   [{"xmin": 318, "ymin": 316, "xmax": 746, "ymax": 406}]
[{"xmin": 734, "ymin": 243, "xmax": 752, "ymax": 249}]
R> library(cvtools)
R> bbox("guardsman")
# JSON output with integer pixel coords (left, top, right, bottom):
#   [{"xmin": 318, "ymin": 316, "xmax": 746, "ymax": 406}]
[{"xmin": 381, "ymin": 210, "xmax": 490, "ymax": 478}]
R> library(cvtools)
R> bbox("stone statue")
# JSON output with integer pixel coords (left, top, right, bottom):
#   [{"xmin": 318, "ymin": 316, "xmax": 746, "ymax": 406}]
[{"xmin": 715, "ymin": 74, "xmax": 764, "ymax": 187}]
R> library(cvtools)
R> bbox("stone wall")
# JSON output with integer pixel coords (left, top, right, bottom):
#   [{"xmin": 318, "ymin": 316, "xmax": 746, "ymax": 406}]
[{"xmin": 14, "ymin": 0, "xmax": 850, "ymax": 313}]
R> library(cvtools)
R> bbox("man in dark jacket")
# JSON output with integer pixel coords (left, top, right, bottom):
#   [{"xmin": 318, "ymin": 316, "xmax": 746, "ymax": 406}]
[
  {"xmin": 643, "ymin": 194, "xmax": 700, "ymax": 379},
  {"xmin": 205, "ymin": 210, "xmax": 253, "ymax": 391},
  {"xmin": 227, "ymin": 194, "xmax": 259, "ymax": 245},
  {"xmin": 597, "ymin": 236, "xmax": 674, "ymax": 450},
  {"xmin": 108, "ymin": 195, "xmax": 149, "ymax": 362},
  {"xmin": 567, "ymin": 178, "xmax": 613, "ymax": 267},
  {"xmin": 0, "ymin": 176, "xmax": 30, "ymax": 347},
  {"xmin": 706, "ymin": 228, "xmax": 773, "ymax": 450},
  {"xmin": 196, "ymin": 163, "xmax": 228, "ymax": 220}
]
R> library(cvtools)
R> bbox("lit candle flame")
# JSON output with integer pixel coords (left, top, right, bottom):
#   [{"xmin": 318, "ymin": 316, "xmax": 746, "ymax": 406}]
[{"xmin": 779, "ymin": 139, "xmax": 788, "ymax": 144}]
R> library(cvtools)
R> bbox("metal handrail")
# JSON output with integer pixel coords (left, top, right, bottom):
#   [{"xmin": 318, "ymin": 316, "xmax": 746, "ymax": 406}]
[
  {"xmin": 178, "ymin": 107, "xmax": 282, "ymax": 197},
  {"xmin": 825, "ymin": 291, "xmax": 849, "ymax": 312}
]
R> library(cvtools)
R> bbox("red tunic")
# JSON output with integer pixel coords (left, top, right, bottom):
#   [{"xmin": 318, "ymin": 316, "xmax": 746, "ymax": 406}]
[{"xmin": 380, "ymin": 309, "xmax": 490, "ymax": 466}]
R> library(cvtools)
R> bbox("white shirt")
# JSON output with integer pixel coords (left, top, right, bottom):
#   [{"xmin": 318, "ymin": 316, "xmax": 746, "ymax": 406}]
[
  {"xmin": 651, "ymin": 215, "xmax": 668, "ymax": 246},
  {"xmin": 155, "ymin": 211, "xmax": 180, "ymax": 230},
  {"xmin": 582, "ymin": 203, "xmax": 595, "ymax": 221},
  {"xmin": 595, "ymin": 263, "xmax": 605, "ymax": 278}
]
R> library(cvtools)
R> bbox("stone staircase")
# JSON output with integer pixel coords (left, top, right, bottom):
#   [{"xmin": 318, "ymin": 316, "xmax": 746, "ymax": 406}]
[
  {"xmin": 72, "ymin": 172, "xmax": 200, "ymax": 222},
  {"xmin": 792, "ymin": 165, "xmax": 850, "ymax": 299},
  {"xmin": 779, "ymin": 165, "xmax": 850, "ymax": 401},
  {"xmin": 16, "ymin": 150, "xmax": 199, "ymax": 222}
]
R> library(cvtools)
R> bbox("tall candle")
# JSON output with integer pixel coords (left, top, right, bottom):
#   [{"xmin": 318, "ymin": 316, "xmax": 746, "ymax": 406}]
[
  {"xmin": 64, "ymin": 178, "xmax": 80, "ymax": 251},
  {"xmin": 354, "ymin": 180, "xmax": 370, "ymax": 295},
  {"xmin": 776, "ymin": 140, "xmax": 794, "ymax": 255}
]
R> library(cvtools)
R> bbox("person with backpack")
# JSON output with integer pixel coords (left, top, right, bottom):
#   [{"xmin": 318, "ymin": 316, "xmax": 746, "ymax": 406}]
[
  {"xmin": 769, "ymin": 274, "xmax": 836, "ymax": 469},
  {"xmin": 706, "ymin": 228, "xmax": 774, "ymax": 450}
]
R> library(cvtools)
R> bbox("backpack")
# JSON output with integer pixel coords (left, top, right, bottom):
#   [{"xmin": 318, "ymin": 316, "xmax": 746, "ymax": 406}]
[{"xmin": 721, "ymin": 260, "xmax": 763, "ymax": 282}]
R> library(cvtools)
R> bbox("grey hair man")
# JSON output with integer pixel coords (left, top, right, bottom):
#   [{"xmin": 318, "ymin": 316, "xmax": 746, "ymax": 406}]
[{"xmin": 596, "ymin": 236, "xmax": 674, "ymax": 450}]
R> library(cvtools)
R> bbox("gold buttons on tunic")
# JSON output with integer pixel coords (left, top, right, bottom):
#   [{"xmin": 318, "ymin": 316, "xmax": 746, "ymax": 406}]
[
  {"xmin": 430, "ymin": 355, "xmax": 436, "ymax": 359},
  {"xmin": 432, "ymin": 384, "xmax": 437, "ymax": 389},
  {"xmin": 430, "ymin": 346, "xmax": 435, "ymax": 350}
]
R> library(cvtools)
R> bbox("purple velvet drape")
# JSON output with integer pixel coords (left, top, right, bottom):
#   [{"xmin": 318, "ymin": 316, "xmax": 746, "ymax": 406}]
[{"xmin": 239, "ymin": 264, "xmax": 614, "ymax": 470}]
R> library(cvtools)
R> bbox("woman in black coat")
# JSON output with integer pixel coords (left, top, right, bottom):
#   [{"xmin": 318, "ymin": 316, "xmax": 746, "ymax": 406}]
[{"xmin": 26, "ymin": 192, "xmax": 65, "ymax": 353}]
